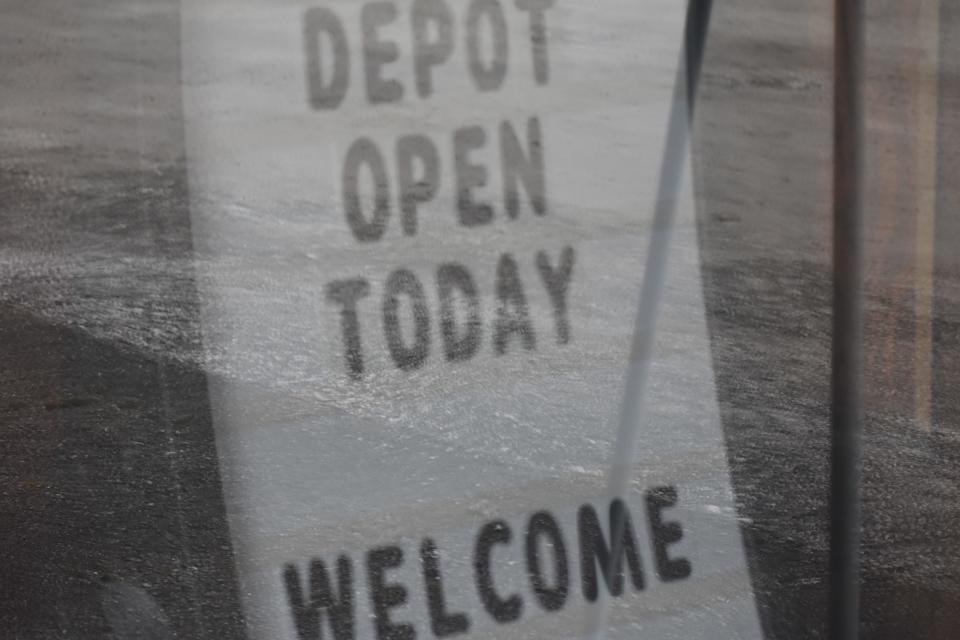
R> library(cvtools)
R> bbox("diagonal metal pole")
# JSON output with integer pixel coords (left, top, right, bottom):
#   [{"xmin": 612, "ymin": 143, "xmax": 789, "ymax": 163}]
[
  {"xmin": 605, "ymin": 0, "xmax": 712, "ymax": 510},
  {"xmin": 583, "ymin": 1, "xmax": 713, "ymax": 637},
  {"xmin": 830, "ymin": 0, "xmax": 865, "ymax": 638}
]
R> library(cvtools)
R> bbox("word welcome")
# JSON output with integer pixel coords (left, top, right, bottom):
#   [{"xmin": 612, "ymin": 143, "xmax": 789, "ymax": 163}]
[{"xmin": 284, "ymin": 488, "xmax": 692, "ymax": 640}]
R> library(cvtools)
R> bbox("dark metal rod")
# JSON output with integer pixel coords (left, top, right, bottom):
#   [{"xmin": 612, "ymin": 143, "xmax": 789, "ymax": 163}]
[
  {"xmin": 585, "ymin": 1, "xmax": 713, "ymax": 637},
  {"xmin": 604, "ymin": 0, "xmax": 714, "ymax": 501},
  {"xmin": 830, "ymin": 0, "xmax": 866, "ymax": 638}
]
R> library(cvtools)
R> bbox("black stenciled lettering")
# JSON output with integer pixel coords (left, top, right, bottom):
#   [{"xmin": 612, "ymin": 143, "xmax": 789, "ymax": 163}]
[
  {"xmin": 411, "ymin": 0, "xmax": 455, "ymax": 98},
  {"xmin": 453, "ymin": 126, "xmax": 494, "ymax": 227},
  {"xmin": 525, "ymin": 511, "xmax": 569, "ymax": 612},
  {"xmin": 383, "ymin": 269, "xmax": 431, "ymax": 370},
  {"xmin": 493, "ymin": 253, "xmax": 535, "ymax": 354},
  {"xmin": 645, "ymin": 486, "xmax": 692, "ymax": 582},
  {"xmin": 577, "ymin": 500, "xmax": 645, "ymax": 602},
  {"xmin": 421, "ymin": 539, "xmax": 471, "ymax": 637},
  {"xmin": 436, "ymin": 264, "xmax": 482, "ymax": 361},
  {"xmin": 326, "ymin": 279, "xmax": 371, "ymax": 379},
  {"xmin": 536, "ymin": 246, "xmax": 575, "ymax": 345},
  {"xmin": 500, "ymin": 118, "xmax": 546, "ymax": 218},
  {"xmin": 465, "ymin": 0, "xmax": 509, "ymax": 91},
  {"xmin": 303, "ymin": 7, "xmax": 351, "ymax": 110},
  {"xmin": 396, "ymin": 134, "xmax": 440, "ymax": 236},
  {"xmin": 283, "ymin": 557, "xmax": 355, "ymax": 640},
  {"xmin": 474, "ymin": 520, "xmax": 523, "ymax": 623},
  {"xmin": 343, "ymin": 138, "xmax": 391, "ymax": 242},
  {"xmin": 362, "ymin": 2, "xmax": 404, "ymax": 104},
  {"xmin": 515, "ymin": 0, "xmax": 556, "ymax": 85},
  {"xmin": 367, "ymin": 546, "xmax": 415, "ymax": 640}
]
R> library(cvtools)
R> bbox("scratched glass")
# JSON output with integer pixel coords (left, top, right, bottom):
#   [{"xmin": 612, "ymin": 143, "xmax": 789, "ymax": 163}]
[{"xmin": 0, "ymin": 2, "xmax": 957, "ymax": 639}]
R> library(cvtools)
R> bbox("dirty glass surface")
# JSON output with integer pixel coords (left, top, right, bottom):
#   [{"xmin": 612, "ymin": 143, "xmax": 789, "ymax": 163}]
[{"xmin": 1, "ymin": 1, "xmax": 958, "ymax": 639}]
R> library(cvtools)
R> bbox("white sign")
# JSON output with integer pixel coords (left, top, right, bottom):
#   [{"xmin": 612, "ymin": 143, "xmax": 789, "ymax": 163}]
[{"xmin": 181, "ymin": 1, "xmax": 762, "ymax": 638}]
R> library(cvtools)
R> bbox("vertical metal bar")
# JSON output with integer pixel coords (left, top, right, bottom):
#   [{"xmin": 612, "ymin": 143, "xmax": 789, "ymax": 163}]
[
  {"xmin": 913, "ymin": 1, "xmax": 940, "ymax": 431},
  {"xmin": 830, "ymin": 0, "xmax": 865, "ymax": 638},
  {"xmin": 583, "ymin": 2, "xmax": 713, "ymax": 638}
]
